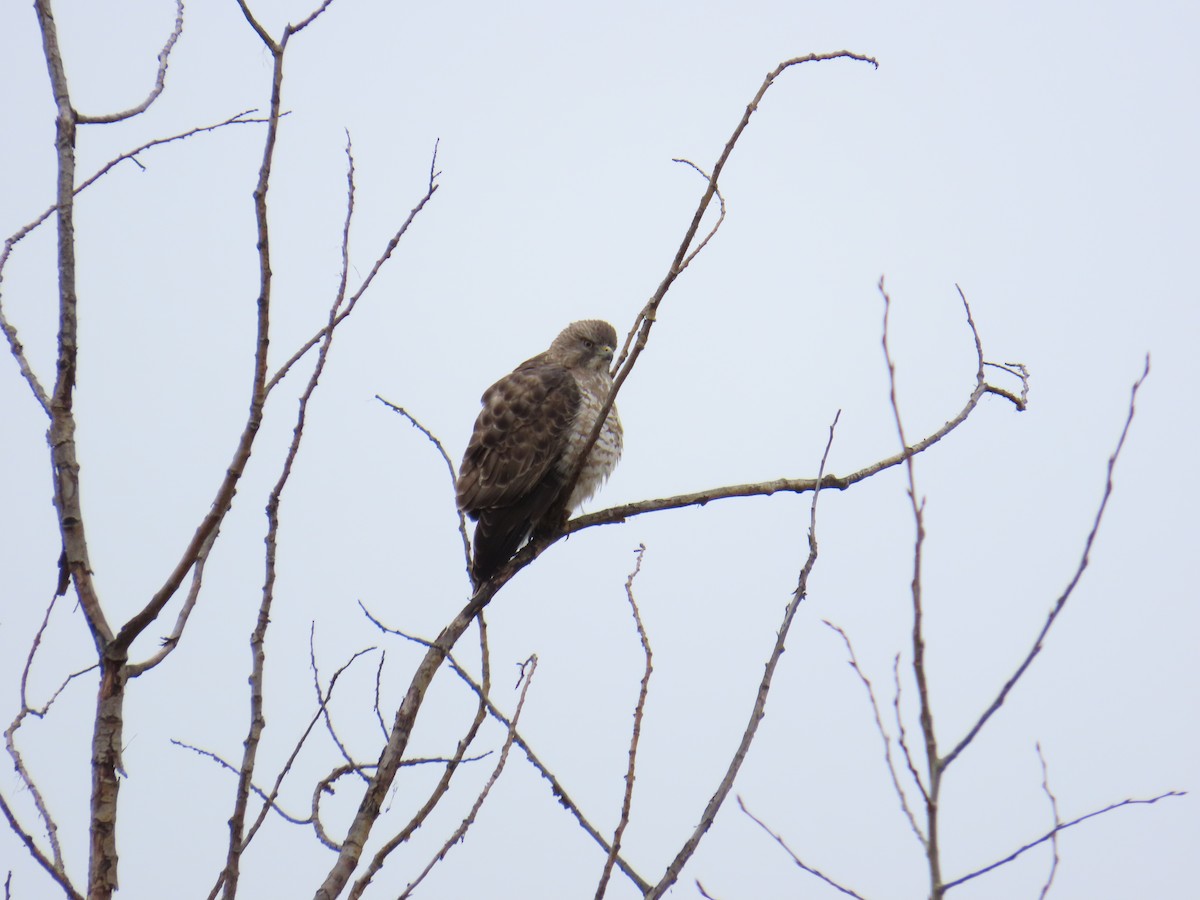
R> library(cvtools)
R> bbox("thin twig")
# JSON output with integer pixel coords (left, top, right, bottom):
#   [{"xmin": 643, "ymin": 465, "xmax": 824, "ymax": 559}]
[
  {"xmin": 396, "ymin": 656, "xmax": 539, "ymax": 899},
  {"xmin": 266, "ymin": 143, "xmax": 440, "ymax": 394},
  {"xmin": 891, "ymin": 653, "xmax": 929, "ymax": 807},
  {"xmin": 1035, "ymin": 743, "xmax": 1061, "ymax": 900},
  {"xmin": 172, "ymin": 740, "xmax": 312, "ymax": 826},
  {"xmin": 347, "ymin": 615, "xmax": 493, "ymax": 899},
  {"xmin": 376, "ymin": 397, "xmax": 473, "ymax": 576},
  {"xmin": 1, "ymin": 109, "xmax": 266, "ymax": 420},
  {"xmin": 205, "ymin": 646, "xmax": 375, "ymax": 899},
  {"xmin": 310, "ymin": 625, "xmax": 372, "ymax": 784},
  {"xmin": 372, "ymin": 652, "xmax": 388, "ymax": 740},
  {"xmin": 941, "ymin": 355, "xmax": 1151, "ymax": 770},
  {"xmin": 670, "ymin": 158, "xmax": 726, "ymax": 274},
  {"xmin": 645, "ymin": 410, "xmax": 841, "ymax": 898},
  {"xmin": 127, "ymin": 524, "xmax": 219, "ymax": 676},
  {"xmin": 738, "ymin": 796, "xmax": 867, "ymax": 900},
  {"xmin": 595, "ymin": 544, "xmax": 653, "ymax": 899},
  {"xmin": 880, "ymin": 276, "xmax": 943, "ymax": 896},
  {"xmin": 560, "ymin": 52, "xmax": 878, "ymax": 546},
  {"xmin": 823, "ymin": 620, "xmax": 925, "ymax": 845},
  {"xmin": 0, "ymin": 790, "xmax": 84, "ymax": 900},
  {"xmin": 1, "ymin": 598, "xmax": 91, "ymax": 898},
  {"xmin": 358, "ymin": 603, "xmax": 652, "ymax": 894},
  {"xmin": 943, "ymin": 791, "xmax": 1185, "ymax": 891}
]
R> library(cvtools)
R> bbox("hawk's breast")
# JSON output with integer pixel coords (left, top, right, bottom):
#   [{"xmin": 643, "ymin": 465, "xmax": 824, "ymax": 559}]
[{"xmin": 560, "ymin": 368, "xmax": 622, "ymax": 512}]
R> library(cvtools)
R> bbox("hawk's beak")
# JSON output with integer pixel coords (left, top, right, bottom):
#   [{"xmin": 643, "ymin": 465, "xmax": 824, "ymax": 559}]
[{"xmin": 600, "ymin": 344, "xmax": 615, "ymax": 362}]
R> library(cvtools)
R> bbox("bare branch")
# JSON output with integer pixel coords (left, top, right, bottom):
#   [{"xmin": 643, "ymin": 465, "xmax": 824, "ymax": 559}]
[
  {"xmin": 0, "ymin": 269, "xmax": 50, "ymax": 414},
  {"xmin": 0, "ymin": 594, "xmax": 91, "ymax": 899},
  {"xmin": 111, "ymin": 61, "xmax": 291, "ymax": 659},
  {"xmin": 234, "ymin": 0, "xmax": 279, "ymax": 52},
  {"xmin": 595, "ymin": 544, "xmax": 652, "ymax": 899},
  {"xmin": 1035, "ymin": 743, "xmax": 1061, "ymax": 900},
  {"xmin": 645, "ymin": 410, "xmax": 840, "ymax": 898},
  {"xmin": 206, "ymin": 646, "xmax": 375, "ymax": 900},
  {"xmin": 397, "ymin": 656, "xmax": 539, "ymax": 899},
  {"xmin": 267, "ymin": 144, "xmax": 440, "ymax": 394},
  {"xmin": 311, "ymin": 625, "xmax": 372, "ymax": 785},
  {"xmin": 172, "ymin": 740, "xmax": 312, "ymax": 827},
  {"xmin": 879, "ymin": 276, "xmax": 943, "ymax": 895},
  {"xmin": 738, "ymin": 796, "xmax": 867, "ymax": 900},
  {"xmin": 215, "ymin": 58, "xmax": 350, "ymax": 899},
  {"xmin": 1, "ymin": 110, "xmax": 266, "ymax": 420},
  {"xmin": 562, "ymin": 284, "xmax": 1025, "ymax": 540},
  {"xmin": 943, "ymin": 790, "xmax": 1185, "ymax": 891},
  {"xmin": 288, "ymin": 0, "xmax": 337, "ymax": 37},
  {"xmin": 941, "ymin": 355, "xmax": 1151, "ymax": 770},
  {"xmin": 33, "ymin": 0, "xmax": 112, "ymax": 648},
  {"xmin": 358, "ymin": 604, "xmax": 652, "ymax": 894},
  {"xmin": 76, "ymin": 0, "xmax": 184, "ymax": 124},
  {"xmin": 562, "ymin": 51, "xmax": 878, "ymax": 536},
  {"xmin": 315, "ymin": 585, "xmax": 497, "ymax": 899},
  {"xmin": 126, "ymin": 524, "xmax": 218, "ymax": 676},
  {"xmin": 0, "ymin": 792, "xmax": 83, "ymax": 900},
  {"xmin": 5, "ymin": 595, "xmax": 96, "ymax": 877},
  {"xmin": 372, "ymin": 653, "xmax": 388, "ymax": 740},
  {"xmin": 376, "ymin": 397, "xmax": 473, "ymax": 576},
  {"xmin": 823, "ymin": 620, "xmax": 925, "ymax": 845},
  {"xmin": 348, "ymin": 616, "xmax": 492, "ymax": 898},
  {"xmin": 670, "ymin": 158, "xmax": 726, "ymax": 274},
  {"xmin": 891, "ymin": 653, "xmax": 929, "ymax": 808}
]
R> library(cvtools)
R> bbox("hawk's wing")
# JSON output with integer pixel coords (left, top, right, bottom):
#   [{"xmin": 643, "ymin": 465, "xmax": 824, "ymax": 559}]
[{"xmin": 457, "ymin": 359, "xmax": 580, "ymax": 580}]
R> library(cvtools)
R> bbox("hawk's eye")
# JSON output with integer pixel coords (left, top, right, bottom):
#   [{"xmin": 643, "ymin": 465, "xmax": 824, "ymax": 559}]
[{"xmin": 582, "ymin": 339, "xmax": 594, "ymax": 349}]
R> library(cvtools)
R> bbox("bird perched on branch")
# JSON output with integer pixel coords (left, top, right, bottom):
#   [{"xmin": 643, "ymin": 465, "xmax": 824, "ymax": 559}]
[{"xmin": 457, "ymin": 319, "xmax": 623, "ymax": 584}]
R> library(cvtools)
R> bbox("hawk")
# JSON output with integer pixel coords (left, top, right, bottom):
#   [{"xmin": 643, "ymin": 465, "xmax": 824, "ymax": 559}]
[{"xmin": 457, "ymin": 319, "xmax": 624, "ymax": 583}]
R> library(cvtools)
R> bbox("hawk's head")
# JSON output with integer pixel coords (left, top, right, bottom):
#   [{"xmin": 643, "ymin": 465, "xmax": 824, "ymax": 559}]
[{"xmin": 550, "ymin": 320, "xmax": 618, "ymax": 373}]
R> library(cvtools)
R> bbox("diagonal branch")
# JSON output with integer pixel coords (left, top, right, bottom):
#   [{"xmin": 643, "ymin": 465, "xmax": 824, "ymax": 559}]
[
  {"xmin": 738, "ymin": 796, "xmax": 867, "ymax": 900},
  {"xmin": 942, "ymin": 790, "xmax": 1185, "ymax": 891},
  {"xmin": 560, "ymin": 51, "xmax": 878, "ymax": 535},
  {"xmin": 941, "ymin": 354, "xmax": 1151, "ymax": 771},
  {"xmin": 561, "ymin": 283, "xmax": 1023, "ymax": 545},
  {"xmin": 266, "ymin": 142, "xmax": 440, "ymax": 394},
  {"xmin": 645, "ymin": 410, "xmax": 841, "ymax": 898},
  {"xmin": 347, "ymin": 615, "xmax": 492, "ymax": 899},
  {"xmin": 358, "ymin": 605, "xmax": 652, "ymax": 894},
  {"xmin": 395, "ymin": 656, "xmax": 538, "ymax": 900}
]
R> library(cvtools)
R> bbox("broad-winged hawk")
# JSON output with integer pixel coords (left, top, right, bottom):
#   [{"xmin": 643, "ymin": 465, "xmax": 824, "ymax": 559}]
[{"xmin": 457, "ymin": 320, "xmax": 623, "ymax": 583}]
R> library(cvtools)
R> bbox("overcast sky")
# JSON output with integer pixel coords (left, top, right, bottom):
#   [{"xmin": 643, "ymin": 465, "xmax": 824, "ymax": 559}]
[{"xmin": 1, "ymin": 1, "xmax": 1197, "ymax": 898}]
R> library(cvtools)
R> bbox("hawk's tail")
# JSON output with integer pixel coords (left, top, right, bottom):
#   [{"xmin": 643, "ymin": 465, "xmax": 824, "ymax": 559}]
[
  {"xmin": 470, "ymin": 509, "xmax": 532, "ymax": 584},
  {"xmin": 469, "ymin": 477, "xmax": 566, "ymax": 584}
]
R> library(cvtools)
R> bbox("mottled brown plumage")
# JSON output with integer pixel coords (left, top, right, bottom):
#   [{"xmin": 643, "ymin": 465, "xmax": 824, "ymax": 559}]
[{"xmin": 457, "ymin": 320, "xmax": 623, "ymax": 583}]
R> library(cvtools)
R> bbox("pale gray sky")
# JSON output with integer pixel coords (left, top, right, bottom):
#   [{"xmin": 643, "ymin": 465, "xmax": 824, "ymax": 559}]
[{"xmin": 1, "ymin": 1, "xmax": 1196, "ymax": 898}]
